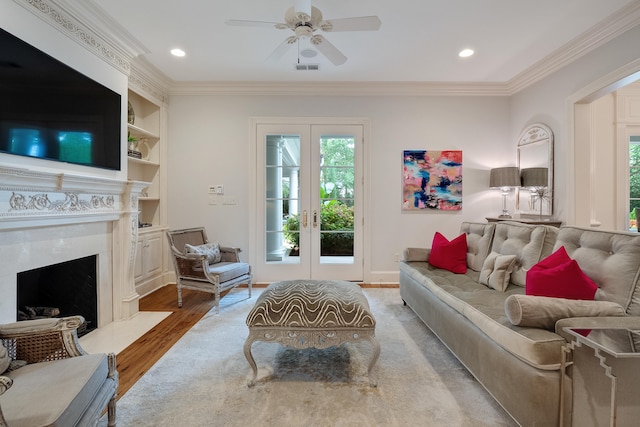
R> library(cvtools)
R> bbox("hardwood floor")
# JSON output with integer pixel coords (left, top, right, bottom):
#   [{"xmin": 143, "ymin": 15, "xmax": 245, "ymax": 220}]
[
  {"xmin": 115, "ymin": 285, "xmax": 222, "ymax": 398},
  {"xmin": 115, "ymin": 283, "xmax": 398, "ymax": 399}
]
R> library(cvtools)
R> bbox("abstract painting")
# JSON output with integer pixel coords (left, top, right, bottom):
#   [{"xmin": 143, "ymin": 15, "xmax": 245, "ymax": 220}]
[{"xmin": 403, "ymin": 150, "xmax": 462, "ymax": 211}]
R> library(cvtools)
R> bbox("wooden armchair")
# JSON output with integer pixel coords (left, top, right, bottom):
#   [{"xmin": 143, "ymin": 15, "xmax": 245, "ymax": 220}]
[
  {"xmin": 166, "ymin": 227, "xmax": 252, "ymax": 313},
  {"xmin": 0, "ymin": 316, "xmax": 117, "ymax": 426}
]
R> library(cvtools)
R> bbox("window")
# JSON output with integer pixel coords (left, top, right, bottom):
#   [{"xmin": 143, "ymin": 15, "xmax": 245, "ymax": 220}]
[{"xmin": 629, "ymin": 136, "xmax": 640, "ymax": 232}]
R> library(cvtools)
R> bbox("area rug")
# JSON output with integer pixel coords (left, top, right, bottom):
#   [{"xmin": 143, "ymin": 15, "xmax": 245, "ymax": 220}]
[{"xmin": 103, "ymin": 288, "xmax": 516, "ymax": 426}]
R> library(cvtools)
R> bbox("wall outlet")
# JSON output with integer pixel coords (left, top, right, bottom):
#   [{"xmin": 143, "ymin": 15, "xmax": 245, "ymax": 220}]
[
  {"xmin": 216, "ymin": 185, "xmax": 224, "ymax": 195},
  {"xmin": 208, "ymin": 194, "xmax": 217, "ymax": 205},
  {"xmin": 223, "ymin": 197, "xmax": 236, "ymax": 205},
  {"xmin": 394, "ymin": 253, "xmax": 399, "ymax": 262}
]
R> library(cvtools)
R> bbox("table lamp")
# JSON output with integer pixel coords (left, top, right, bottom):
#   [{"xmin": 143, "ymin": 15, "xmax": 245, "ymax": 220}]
[{"xmin": 490, "ymin": 167, "xmax": 520, "ymax": 218}]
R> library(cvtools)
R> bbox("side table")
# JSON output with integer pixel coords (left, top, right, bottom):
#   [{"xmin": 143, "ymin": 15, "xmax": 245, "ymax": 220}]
[
  {"xmin": 485, "ymin": 217, "xmax": 562, "ymax": 227},
  {"xmin": 560, "ymin": 327, "xmax": 640, "ymax": 427}
]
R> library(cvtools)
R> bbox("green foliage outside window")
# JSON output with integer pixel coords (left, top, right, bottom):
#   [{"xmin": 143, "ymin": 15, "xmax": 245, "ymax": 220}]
[{"xmin": 283, "ymin": 200, "xmax": 354, "ymax": 255}]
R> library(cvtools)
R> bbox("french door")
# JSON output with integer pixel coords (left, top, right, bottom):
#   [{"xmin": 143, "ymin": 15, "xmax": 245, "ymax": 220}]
[{"xmin": 254, "ymin": 122, "xmax": 363, "ymax": 282}]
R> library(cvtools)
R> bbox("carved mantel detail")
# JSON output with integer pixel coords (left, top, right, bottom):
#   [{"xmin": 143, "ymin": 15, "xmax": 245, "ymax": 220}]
[{"xmin": 0, "ymin": 166, "xmax": 148, "ymax": 229}]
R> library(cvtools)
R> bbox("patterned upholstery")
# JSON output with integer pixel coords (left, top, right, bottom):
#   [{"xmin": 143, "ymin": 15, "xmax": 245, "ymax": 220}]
[{"xmin": 246, "ymin": 280, "xmax": 375, "ymax": 329}]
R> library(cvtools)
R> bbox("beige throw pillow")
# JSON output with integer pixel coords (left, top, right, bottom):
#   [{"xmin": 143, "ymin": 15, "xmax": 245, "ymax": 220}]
[
  {"xmin": 185, "ymin": 242, "xmax": 221, "ymax": 264},
  {"xmin": 504, "ymin": 294, "xmax": 626, "ymax": 330},
  {"xmin": 479, "ymin": 252, "xmax": 517, "ymax": 291}
]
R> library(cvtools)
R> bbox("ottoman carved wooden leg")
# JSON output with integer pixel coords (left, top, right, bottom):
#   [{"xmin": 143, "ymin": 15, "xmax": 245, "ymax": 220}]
[{"xmin": 244, "ymin": 280, "xmax": 380, "ymax": 387}]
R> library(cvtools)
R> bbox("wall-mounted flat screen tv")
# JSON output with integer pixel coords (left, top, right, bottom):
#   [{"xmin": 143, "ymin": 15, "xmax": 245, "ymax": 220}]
[{"xmin": 0, "ymin": 27, "xmax": 121, "ymax": 170}]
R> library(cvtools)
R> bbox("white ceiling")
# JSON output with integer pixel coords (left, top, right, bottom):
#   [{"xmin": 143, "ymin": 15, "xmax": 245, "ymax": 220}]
[{"xmin": 82, "ymin": 0, "xmax": 639, "ymax": 84}]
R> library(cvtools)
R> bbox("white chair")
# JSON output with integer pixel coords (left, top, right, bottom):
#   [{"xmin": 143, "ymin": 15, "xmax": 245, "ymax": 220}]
[{"xmin": 166, "ymin": 227, "xmax": 252, "ymax": 313}]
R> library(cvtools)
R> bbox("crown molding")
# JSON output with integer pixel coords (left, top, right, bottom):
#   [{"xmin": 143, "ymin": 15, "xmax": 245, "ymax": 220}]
[
  {"xmin": 129, "ymin": 58, "xmax": 171, "ymax": 106},
  {"xmin": 169, "ymin": 81, "xmax": 511, "ymax": 97},
  {"xmin": 506, "ymin": 1, "xmax": 640, "ymax": 94},
  {"xmin": 13, "ymin": 0, "xmax": 133, "ymax": 75},
  {"xmin": 15, "ymin": 0, "xmax": 640, "ymax": 98}
]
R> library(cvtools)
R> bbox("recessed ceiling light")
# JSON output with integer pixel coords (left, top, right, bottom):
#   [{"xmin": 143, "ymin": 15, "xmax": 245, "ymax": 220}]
[
  {"xmin": 170, "ymin": 48, "xmax": 186, "ymax": 57},
  {"xmin": 459, "ymin": 48, "xmax": 474, "ymax": 58}
]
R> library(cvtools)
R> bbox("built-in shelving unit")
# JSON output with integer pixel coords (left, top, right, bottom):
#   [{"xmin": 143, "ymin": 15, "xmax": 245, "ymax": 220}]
[
  {"xmin": 127, "ymin": 87, "xmax": 168, "ymax": 296},
  {"xmin": 127, "ymin": 90, "xmax": 162, "ymax": 228}
]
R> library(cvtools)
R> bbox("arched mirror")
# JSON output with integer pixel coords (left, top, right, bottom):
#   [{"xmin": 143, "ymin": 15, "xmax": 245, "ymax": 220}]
[{"xmin": 517, "ymin": 123, "xmax": 554, "ymax": 217}]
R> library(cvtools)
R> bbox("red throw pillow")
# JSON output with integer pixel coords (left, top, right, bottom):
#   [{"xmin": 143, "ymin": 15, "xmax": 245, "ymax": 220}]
[
  {"xmin": 428, "ymin": 232, "xmax": 467, "ymax": 273},
  {"xmin": 526, "ymin": 246, "xmax": 598, "ymax": 300}
]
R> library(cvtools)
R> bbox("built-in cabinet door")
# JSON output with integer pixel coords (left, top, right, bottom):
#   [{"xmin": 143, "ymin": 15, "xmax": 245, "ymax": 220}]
[
  {"xmin": 254, "ymin": 122, "xmax": 363, "ymax": 282},
  {"xmin": 134, "ymin": 230, "xmax": 163, "ymax": 281}
]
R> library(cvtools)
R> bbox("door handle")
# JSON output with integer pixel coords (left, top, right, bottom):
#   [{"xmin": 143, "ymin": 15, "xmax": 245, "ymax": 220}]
[
  {"xmin": 313, "ymin": 210, "xmax": 318, "ymax": 228},
  {"xmin": 302, "ymin": 210, "xmax": 308, "ymax": 228}
]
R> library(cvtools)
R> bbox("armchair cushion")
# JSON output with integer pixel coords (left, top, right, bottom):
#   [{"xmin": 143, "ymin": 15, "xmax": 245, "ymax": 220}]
[
  {"xmin": 207, "ymin": 261, "xmax": 251, "ymax": 283},
  {"xmin": 185, "ymin": 241, "xmax": 222, "ymax": 264},
  {"xmin": 2, "ymin": 354, "xmax": 113, "ymax": 427}
]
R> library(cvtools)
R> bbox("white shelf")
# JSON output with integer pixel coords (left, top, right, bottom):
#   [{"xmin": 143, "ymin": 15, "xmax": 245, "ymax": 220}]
[
  {"xmin": 128, "ymin": 123, "xmax": 159, "ymax": 139},
  {"xmin": 128, "ymin": 156, "xmax": 159, "ymax": 167}
]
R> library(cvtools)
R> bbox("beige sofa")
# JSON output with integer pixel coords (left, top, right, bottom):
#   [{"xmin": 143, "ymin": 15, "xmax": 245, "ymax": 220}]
[
  {"xmin": 0, "ymin": 316, "xmax": 117, "ymax": 427},
  {"xmin": 399, "ymin": 221, "xmax": 640, "ymax": 427}
]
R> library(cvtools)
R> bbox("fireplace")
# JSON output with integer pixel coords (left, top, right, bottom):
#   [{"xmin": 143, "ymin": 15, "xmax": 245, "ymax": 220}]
[
  {"xmin": 0, "ymin": 165, "xmax": 147, "ymax": 328},
  {"xmin": 17, "ymin": 255, "xmax": 98, "ymax": 336}
]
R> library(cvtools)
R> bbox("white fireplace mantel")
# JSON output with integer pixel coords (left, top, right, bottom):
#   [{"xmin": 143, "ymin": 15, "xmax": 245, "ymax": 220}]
[{"xmin": 0, "ymin": 165, "xmax": 149, "ymax": 325}]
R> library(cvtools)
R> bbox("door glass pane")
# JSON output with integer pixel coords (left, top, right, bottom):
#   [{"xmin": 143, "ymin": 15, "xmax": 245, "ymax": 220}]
[
  {"xmin": 265, "ymin": 134, "xmax": 300, "ymax": 262},
  {"xmin": 630, "ymin": 137, "xmax": 640, "ymax": 232},
  {"xmin": 319, "ymin": 135, "xmax": 355, "ymax": 263}
]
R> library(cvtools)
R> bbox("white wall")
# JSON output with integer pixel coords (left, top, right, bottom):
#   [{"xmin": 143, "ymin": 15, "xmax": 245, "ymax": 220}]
[
  {"xmin": 509, "ymin": 25, "xmax": 640, "ymax": 226},
  {"xmin": 167, "ymin": 94, "xmax": 510, "ymax": 282}
]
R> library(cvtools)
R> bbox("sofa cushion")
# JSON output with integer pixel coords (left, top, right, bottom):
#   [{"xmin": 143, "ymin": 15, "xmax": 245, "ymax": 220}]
[
  {"xmin": 526, "ymin": 246, "xmax": 598, "ymax": 300},
  {"xmin": 428, "ymin": 232, "xmax": 467, "ymax": 273},
  {"xmin": 399, "ymin": 261, "xmax": 566, "ymax": 369},
  {"xmin": 505, "ymin": 294, "xmax": 625, "ymax": 330},
  {"xmin": 490, "ymin": 222, "xmax": 557, "ymax": 287},
  {"xmin": 479, "ymin": 252, "xmax": 517, "ymax": 291},
  {"xmin": 460, "ymin": 222, "xmax": 495, "ymax": 271},
  {"xmin": 185, "ymin": 241, "xmax": 221, "ymax": 264},
  {"xmin": 2, "ymin": 354, "xmax": 109, "ymax": 427},
  {"xmin": 554, "ymin": 226, "xmax": 640, "ymax": 315}
]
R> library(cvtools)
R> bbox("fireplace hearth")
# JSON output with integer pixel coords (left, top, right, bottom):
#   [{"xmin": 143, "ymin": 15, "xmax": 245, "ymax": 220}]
[{"xmin": 17, "ymin": 255, "xmax": 98, "ymax": 336}]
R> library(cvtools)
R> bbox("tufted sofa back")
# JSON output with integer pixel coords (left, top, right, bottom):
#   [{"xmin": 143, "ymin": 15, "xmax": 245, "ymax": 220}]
[
  {"xmin": 487, "ymin": 222, "xmax": 557, "ymax": 287},
  {"xmin": 554, "ymin": 226, "xmax": 640, "ymax": 315},
  {"xmin": 460, "ymin": 222, "xmax": 495, "ymax": 271}
]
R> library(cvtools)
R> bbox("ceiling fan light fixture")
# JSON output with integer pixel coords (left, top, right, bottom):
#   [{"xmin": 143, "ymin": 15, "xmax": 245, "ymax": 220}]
[
  {"xmin": 300, "ymin": 48, "xmax": 317, "ymax": 58},
  {"xmin": 295, "ymin": 25, "xmax": 314, "ymax": 38}
]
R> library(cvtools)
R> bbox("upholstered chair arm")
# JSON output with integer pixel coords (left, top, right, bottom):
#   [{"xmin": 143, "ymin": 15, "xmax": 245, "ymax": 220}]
[
  {"xmin": 0, "ymin": 316, "xmax": 88, "ymax": 363},
  {"xmin": 0, "ymin": 376, "xmax": 11, "ymax": 427},
  {"xmin": 0, "ymin": 376, "xmax": 12, "ymax": 395},
  {"xmin": 220, "ymin": 246, "xmax": 243, "ymax": 262}
]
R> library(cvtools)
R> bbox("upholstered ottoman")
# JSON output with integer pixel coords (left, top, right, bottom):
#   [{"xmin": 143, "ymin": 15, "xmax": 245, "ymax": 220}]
[{"xmin": 244, "ymin": 280, "xmax": 380, "ymax": 386}]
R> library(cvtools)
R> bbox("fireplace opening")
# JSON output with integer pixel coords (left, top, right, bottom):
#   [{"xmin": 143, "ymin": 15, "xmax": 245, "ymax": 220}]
[{"xmin": 17, "ymin": 255, "xmax": 98, "ymax": 337}]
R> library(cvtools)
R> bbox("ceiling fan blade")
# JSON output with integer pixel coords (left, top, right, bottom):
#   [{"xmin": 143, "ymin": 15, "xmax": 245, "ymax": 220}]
[
  {"xmin": 265, "ymin": 37, "xmax": 297, "ymax": 64},
  {"xmin": 225, "ymin": 19, "xmax": 281, "ymax": 28},
  {"xmin": 321, "ymin": 16, "xmax": 382, "ymax": 32},
  {"xmin": 311, "ymin": 35, "xmax": 347, "ymax": 66}
]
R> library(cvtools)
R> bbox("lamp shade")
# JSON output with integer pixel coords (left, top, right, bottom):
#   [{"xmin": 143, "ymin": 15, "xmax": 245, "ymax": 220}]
[
  {"xmin": 489, "ymin": 167, "xmax": 520, "ymax": 188},
  {"xmin": 521, "ymin": 167, "xmax": 548, "ymax": 187}
]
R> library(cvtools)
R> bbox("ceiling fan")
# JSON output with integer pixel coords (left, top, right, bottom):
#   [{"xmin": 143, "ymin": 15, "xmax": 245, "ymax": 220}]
[{"xmin": 225, "ymin": 0, "xmax": 381, "ymax": 66}]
